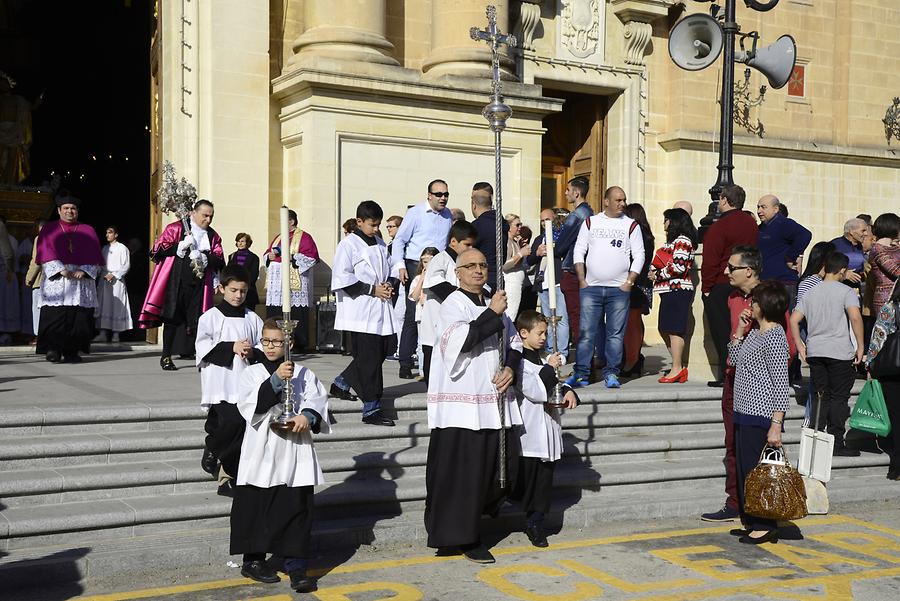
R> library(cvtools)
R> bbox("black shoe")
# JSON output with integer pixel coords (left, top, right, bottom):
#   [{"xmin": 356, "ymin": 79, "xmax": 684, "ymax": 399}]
[
  {"xmin": 329, "ymin": 383, "xmax": 354, "ymax": 400},
  {"xmin": 63, "ymin": 354, "xmax": 82, "ymax": 363},
  {"xmin": 399, "ymin": 366, "xmax": 415, "ymax": 379},
  {"xmin": 462, "ymin": 544, "xmax": 495, "ymax": 564},
  {"xmin": 435, "ymin": 546, "xmax": 461, "ymax": 557},
  {"xmin": 739, "ymin": 530, "xmax": 779, "ymax": 545},
  {"xmin": 833, "ymin": 446, "xmax": 861, "ymax": 457},
  {"xmin": 289, "ymin": 571, "xmax": 318, "ymax": 593},
  {"xmin": 160, "ymin": 356, "xmax": 178, "ymax": 371},
  {"xmin": 178, "ymin": 353, "xmax": 195, "ymax": 360},
  {"xmin": 707, "ymin": 380, "xmax": 724, "ymax": 388},
  {"xmin": 241, "ymin": 560, "xmax": 280, "ymax": 583},
  {"xmin": 729, "ymin": 528, "xmax": 750, "ymax": 537},
  {"xmin": 700, "ymin": 506, "xmax": 740, "ymax": 522},
  {"xmin": 887, "ymin": 470, "xmax": 900, "ymax": 481},
  {"xmin": 362, "ymin": 411, "xmax": 395, "ymax": 427},
  {"xmin": 525, "ymin": 524, "xmax": 549, "ymax": 548},
  {"xmin": 217, "ymin": 480, "xmax": 235, "ymax": 497},
  {"xmin": 201, "ymin": 447, "xmax": 218, "ymax": 477},
  {"xmin": 46, "ymin": 350, "xmax": 61, "ymax": 363}
]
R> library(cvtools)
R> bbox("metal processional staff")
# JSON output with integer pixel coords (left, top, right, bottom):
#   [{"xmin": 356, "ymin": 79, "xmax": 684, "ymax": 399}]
[{"xmin": 470, "ymin": 5, "xmax": 516, "ymax": 488}]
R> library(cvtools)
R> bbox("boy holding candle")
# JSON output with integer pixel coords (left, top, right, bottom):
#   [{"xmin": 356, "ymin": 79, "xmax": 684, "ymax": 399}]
[
  {"xmin": 329, "ymin": 200, "xmax": 398, "ymax": 426},
  {"xmin": 196, "ymin": 264, "xmax": 264, "ymax": 496},
  {"xmin": 232, "ymin": 317, "xmax": 329, "ymax": 592},
  {"xmin": 510, "ymin": 310, "xmax": 579, "ymax": 548}
]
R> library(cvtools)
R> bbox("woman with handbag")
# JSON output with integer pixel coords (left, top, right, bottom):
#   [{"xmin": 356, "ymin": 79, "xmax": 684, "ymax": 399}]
[
  {"xmin": 727, "ymin": 280, "xmax": 792, "ymax": 544},
  {"xmin": 866, "ymin": 279, "xmax": 900, "ymax": 480},
  {"xmin": 868, "ymin": 213, "xmax": 900, "ymax": 317},
  {"xmin": 649, "ymin": 207, "xmax": 697, "ymax": 383}
]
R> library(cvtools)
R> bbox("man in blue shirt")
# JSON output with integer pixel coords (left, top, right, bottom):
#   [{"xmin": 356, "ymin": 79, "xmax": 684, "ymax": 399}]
[
  {"xmin": 554, "ymin": 176, "xmax": 593, "ymax": 346},
  {"xmin": 391, "ymin": 179, "xmax": 453, "ymax": 379},
  {"xmin": 756, "ymin": 194, "xmax": 812, "ymax": 305},
  {"xmin": 829, "ymin": 217, "xmax": 868, "ymax": 289}
]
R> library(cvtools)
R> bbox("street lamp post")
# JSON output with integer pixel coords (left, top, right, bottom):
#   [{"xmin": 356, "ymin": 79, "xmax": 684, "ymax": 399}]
[{"xmin": 698, "ymin": 0, "xmax": 782, "ymax": 232}]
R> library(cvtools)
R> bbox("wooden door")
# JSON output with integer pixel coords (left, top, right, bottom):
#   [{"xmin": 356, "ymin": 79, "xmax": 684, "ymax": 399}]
[{"xmin": 541, "ymin": 92, "xmax": 608, "ymax": 211}]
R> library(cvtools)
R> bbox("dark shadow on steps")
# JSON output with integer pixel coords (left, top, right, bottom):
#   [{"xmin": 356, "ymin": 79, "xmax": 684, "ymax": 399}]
[
  {"xmin": 0, "ymin": 375, "xmax": 52, "ymax": 385},
  {"xmin": 310, "ymin": 430, "xmax": 417, "ymax": 581},
  {"xmin": 0, "ymin": 502, "xmax": 89, "ymax": 600}
]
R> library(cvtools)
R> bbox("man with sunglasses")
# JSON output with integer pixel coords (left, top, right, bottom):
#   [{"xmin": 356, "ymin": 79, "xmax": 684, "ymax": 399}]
[
  {"xmin": 701, "ymin": 245, "xmax": 796, "ymax": 522},
  {"xmin": 700, "ymin": 186, "xmax": 758, "ymax": 387},
  {"xmin": 390, "ymin": 180, "xmax": 453, "ymax": 379}
]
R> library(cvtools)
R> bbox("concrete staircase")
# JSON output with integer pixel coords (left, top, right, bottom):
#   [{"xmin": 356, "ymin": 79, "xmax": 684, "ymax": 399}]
[{"xmin": 0, "ymin": 378, "xmax": 893, "ymax": 590}]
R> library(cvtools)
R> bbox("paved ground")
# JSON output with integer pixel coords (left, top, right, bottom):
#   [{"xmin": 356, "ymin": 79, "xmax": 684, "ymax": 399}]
[{"xmin": 3, "ymin": 500, "xmax": 897, "ymax": 601}]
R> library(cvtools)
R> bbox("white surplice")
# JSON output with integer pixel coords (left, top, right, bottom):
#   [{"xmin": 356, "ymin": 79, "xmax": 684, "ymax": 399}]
[
  {"xmin": 426, "ymin": 290, "xmax": 523, "ymax": 430},
  {"xmin": 419, "ymin": 250, "xmax": 458, "ymax": 346},
  {"xmin": 95, "ymin": 241, "xmax": 133, "ymax": 332},
  {"xmin": 195, "ymin": 306, "xmax": 264, "ymax": 406},
  {"xmin": 40, "ymin": 261, "xmax": 98, "ymax": 309},
  {"xmin": 264, "ymin": 253, "xmax": 316, "ymax": 308},
  {"xmin": 331, "ymin": 233, "xmax": 396, "ymax": 336},
  {"xmin": 236, "ymin": 362, "xmax": 330, "ymax": 488},
  {"xmin": 517, "ymin": 355, "xmax": 563, "ymax": 462}
]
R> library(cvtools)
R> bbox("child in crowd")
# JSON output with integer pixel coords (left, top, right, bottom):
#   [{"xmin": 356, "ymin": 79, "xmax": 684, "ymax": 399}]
[
  {"xmin": 511, "ymin": 310, "xmax": 579, "ymax": 548},
  {"xmin": 408, "ymin": 247, "xmax": 439, "ymax": 382},
  {"xmin": 790, "ymin": 251, "xmax": 865, "ymax": 456},
  {"xmin": 329, "ymin": 200, "xmax": 398, "ymax": 426},
  {"xmin": 196, "ymin": 264, "xmax": 264, "ymax": 496},
  {"xmin": 419, "ymin": 221, "xmax": 478, "ymax": 384},
  {"xmin": 232, "ymin": 318, "xmax": 329, "ymax": 593}
]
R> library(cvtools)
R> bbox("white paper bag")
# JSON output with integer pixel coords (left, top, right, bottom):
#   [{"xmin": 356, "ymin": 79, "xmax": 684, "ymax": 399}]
[{"xmin": 798, "ymin": 427, "xmax": 834, "ymax": 482}]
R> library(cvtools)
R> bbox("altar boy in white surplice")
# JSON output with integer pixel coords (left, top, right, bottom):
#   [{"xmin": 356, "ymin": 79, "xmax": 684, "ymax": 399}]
[
  {"xmin": 509, "ymin": 310, "xmax": 579, "ymax": 549},
  {"xmin": 329, "ymin": 200, "xmax": 398, "ymax": 427},
  {"xmin": 95, "ymin": 225, "xmax": 133, "ymax": 341},
  {"xmin": 424, "ymin": 248, "xmax": 523, "ymax": 565},
  {"xmin": 232, "ymin": 318, "xmax": 328, "ymax": 594}
]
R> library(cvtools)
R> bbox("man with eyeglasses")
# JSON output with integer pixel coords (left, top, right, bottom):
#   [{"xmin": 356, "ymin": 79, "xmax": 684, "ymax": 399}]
[
  {"xmin": 390, "ymin": 180, "xmax": 453, "ymax": 379},
  {"xmin": 700, "ymin": 245, "xmax": 796, "ymax": 523},
  {"xmin": 424, "ymin": 248, "xmax": 522, "ymax": 564},
  {"xmin": 699, "ymin": 185, "xmax": 758, "ymax": 387}
]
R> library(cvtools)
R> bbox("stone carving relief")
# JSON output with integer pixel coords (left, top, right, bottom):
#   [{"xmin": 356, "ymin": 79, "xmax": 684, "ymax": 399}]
[
  {"xmin": 623, "ymin": 20, "xmax": 652, "ymax": 66},
  {"xmin": 557, "ymin": 0, "xmax": 606, "ymax": 62},
  {"xmin": 517, "ymin": 0, "xmax": 543, "ymax": 52}
]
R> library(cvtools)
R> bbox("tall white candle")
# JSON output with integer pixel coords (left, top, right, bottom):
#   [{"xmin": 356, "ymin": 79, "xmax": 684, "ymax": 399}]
[
  {"xmin": 280, "ymin": 206, "xmax": 291, "ymax": 314},
  {"xmin": 544, "ymin": 219, "xmax": 557, "ymax": 310}
]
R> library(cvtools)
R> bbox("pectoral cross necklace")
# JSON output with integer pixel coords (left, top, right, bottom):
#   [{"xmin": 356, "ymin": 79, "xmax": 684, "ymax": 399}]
[{"xmin": 60, "ymin": 222, "xmax": 79, "ymax": 254}]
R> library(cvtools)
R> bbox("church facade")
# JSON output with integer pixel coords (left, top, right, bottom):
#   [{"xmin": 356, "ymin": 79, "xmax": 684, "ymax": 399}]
[{"xmin": 152, "ymin": 0, "xmax": 900, "ymax": 374}]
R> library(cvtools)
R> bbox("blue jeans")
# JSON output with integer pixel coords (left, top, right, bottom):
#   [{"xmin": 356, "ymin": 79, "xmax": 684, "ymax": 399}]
[
  {"xmin": 574, "ymin": 286, "xmax": 630, "ymax": 379},
  {"xmin": 539, "ymin": 286, "xmax": 569, "ymax": 357}
]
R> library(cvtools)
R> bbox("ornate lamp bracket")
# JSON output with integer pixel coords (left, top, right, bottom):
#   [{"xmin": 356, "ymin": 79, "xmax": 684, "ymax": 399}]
[{"xmin": 884, "ymin": 97, "xmax": 900, "ymax": 145}]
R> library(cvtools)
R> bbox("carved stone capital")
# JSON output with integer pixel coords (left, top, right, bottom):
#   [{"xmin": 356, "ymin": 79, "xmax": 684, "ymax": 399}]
[
  {"xmin": 623, "ymin": 20, "xmax": 653, "ymax": 66},
  {"xmin": 610, "ymin": 0, "xmax": 672, "ymax": 66},
  {"xmin": 517, "ymin": 0, "xmax": 543, "ymax": 51}
]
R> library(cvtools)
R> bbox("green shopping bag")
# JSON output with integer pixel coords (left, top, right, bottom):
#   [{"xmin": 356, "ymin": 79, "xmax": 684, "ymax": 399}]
[{"xmin": 849, "ymin": 380, "xmax": 892, "ymax": 437}]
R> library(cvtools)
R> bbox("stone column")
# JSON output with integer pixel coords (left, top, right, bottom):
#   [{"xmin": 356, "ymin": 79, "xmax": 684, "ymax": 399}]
[
  {"xmin": 290, "ymin": 0, "xmax": 398, "ymax": 66},
  {"xmin": 422, "ymin": 0, "xmax": 513, "ymax": 80}
]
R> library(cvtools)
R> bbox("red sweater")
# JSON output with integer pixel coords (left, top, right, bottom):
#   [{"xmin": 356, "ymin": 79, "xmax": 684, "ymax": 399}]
[
  {"xmin": 701, "ymin": 210, "xmax": 759, "ymax": 293},
  {"xmin": 727, "ymin": 288, "xmax": 797, "ymax": 368}
]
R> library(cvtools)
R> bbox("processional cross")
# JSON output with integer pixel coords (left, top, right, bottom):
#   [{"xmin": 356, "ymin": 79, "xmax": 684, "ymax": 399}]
[{"xmin": 470, "ymin": 5, "xmax": 517, "ymax": 489}]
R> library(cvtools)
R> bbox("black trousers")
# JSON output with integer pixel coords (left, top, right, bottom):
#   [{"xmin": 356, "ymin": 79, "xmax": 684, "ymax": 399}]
[
  {"xmin": 879, "ymin": 378, "xmax": 900, "ymax": 473},
  {"xmin": 266, "ymin": 305, "xmax": 309, "ymax": 352},
  {"xmin": 703, "ymin": 283, "xmax": 733, "ymax": 382},
  {"xmin": 808, "ymin": 357, "xmax": 855, "ymax": 444},
  {"xmin": 734, "ymin": 422, "xmax": 778, "ymax": 532},
  {"xmin": 510, "ymin": 456, "xmax": 555, "ymax": 516},
  {"xmin": 422, "ymin": 344, "xmax": 433, "ymax": 385},
  {"xmin": 36, "ymin": 306, "xmax": 94, "ymax": 356},
  {"xmin": 204, "ymin": 402, "xmax": 246, "ymax": 478},
  {"xmin": 398, "ymin": 259, "xmax": 419, "ymax": 368},
  {"xmin": 339, "ymin": 331, "xmax": 392, "ymax": 401}
]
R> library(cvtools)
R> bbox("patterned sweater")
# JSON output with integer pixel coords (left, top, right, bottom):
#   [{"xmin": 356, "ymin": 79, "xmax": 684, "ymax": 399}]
[
  {"xmin": 728, "ymin": 325, "xmax": 790, "ymax": 428},
  {"xmin": 653, "ymin": 235, "xmax": 695, "ymax": 293}
]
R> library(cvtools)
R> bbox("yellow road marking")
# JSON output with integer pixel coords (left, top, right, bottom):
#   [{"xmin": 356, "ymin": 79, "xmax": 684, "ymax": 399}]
[
  {"xmin": 478, "ymin": 564, "xmax": 604, "ymax": 601},
  {"xmin": 557, "ymin": 559, "xmax": 705, "ymax": 593},
  {"xmin": 313, "ymin": 581, "xmax": 424, "ymax": 601},
  {"xmin": 73, "ymin": 514, "xmax": 896, "ymax": 601}
]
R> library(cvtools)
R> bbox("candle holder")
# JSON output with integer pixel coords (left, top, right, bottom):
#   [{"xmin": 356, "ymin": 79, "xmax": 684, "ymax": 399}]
[
  {"xmin": 270, "ymin": 314, "xmax": 300, "ymax": 433},
  {"xmin": 546, "ymin": 313, "xmax": 568, "ymax": 408}
]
